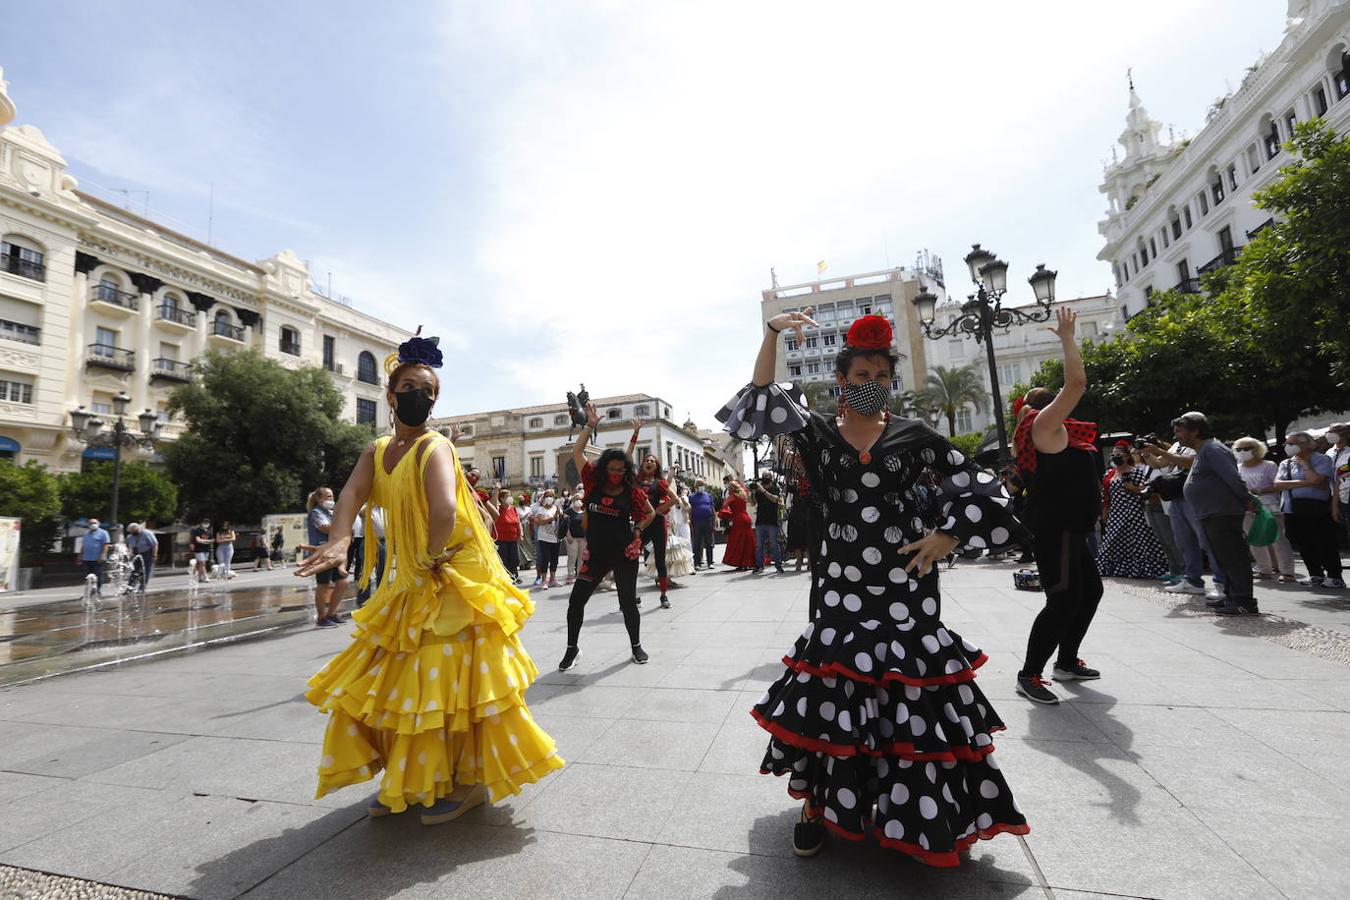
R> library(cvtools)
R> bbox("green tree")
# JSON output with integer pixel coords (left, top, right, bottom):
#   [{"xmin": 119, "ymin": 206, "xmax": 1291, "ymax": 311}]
[
  {"xmin": 801, "ymin": 381, "xmax": 838, "ymax": 415},
  {"xmin": 163, "ymin": 350, "xmax": 376, "ymax": 524},
  {"xmin": 0, "ymin": 460, "xmax": 64, "ymax": 565},
  {"xmin": 916, "ymin": 364, "xmax": 989, "ymax": 436},
  {"xmin": 947, "ymin": 431, "xmax": 987, "ymax": 460},
  {"xmin": 58, "ymin": 461, "xmax": 178, "ymax": 526}
]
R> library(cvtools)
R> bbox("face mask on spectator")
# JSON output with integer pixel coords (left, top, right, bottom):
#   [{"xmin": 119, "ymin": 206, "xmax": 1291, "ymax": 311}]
[
  {"xmin": 1284, "ymin": 443, "xmax": 1301, "ymax": 457},
  {"xmin": 1235, "ymin": 449, "xmax": 1254, "ymax": 462}
]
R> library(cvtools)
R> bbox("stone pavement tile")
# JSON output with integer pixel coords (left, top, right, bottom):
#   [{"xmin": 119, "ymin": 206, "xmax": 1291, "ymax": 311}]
[
  {"xmin": 1162, "ymin": 675, "xmax": 1338, "ymax": 711},
  {"xmin": 1, "ymin": 792, "xmax": 361, "ymax": 899},
  {"xmin": 681, "ymin": 644, "xmax": 787, "ymax": 668},
  {"xmin": 1184, "ymin": 806, "xmax": 1345, "ymax": 899},
  {"xmin": 995, "ymin": 738, "xmax": 1174, "ymax": 815},
  {"xmin": 0, "ymin": 781, "xmax": 169, "ymax": 854},
  {"xmin": 515, "ymin": 762, "xmax": 692, "ymax": 843},
  {"xmin": 0, "ymin": 721, "xmax": 191, "ymax": 778},
  {"xmin": 992, "ymin": 700, "xmax": 1113, "ymax": 745},
  {"xmin": 623, "ymin": 843, "xmax": 831, "ymax": 900},
  {"xmin": 0, "ymin": 771, "xmax": 65, "ymax": 804},
  {"xmin": 1024, "ymin": 792, "xmax": 1278, "ymax": 899},
  {"xmin": 526, "ymin": 683, "xmax": 648, "ymax": 719},
  {"xmin": 83, "ymin": 734, "xmax": 322, "ymax": 806},
  {"xmin": 527, "ymin": 711, "xmax": 619, "ymax": 761},
  {"xmin": 574, "ymin": 718, "xmax": 720, "ymax": 772},
  {"xmin": 824, "ymin": 835, "xmax": 1044, "ymax": 899},
  {"xmin": 0, "ymin": 688, "xmax": 177, "ymax": 730},
  {"xmin": 656, "ymin": 664, "xmax": 761, "ymax": 692},
  {"xmin": 699, "ymin": 708, "xmax": 772, "ymax": 776},
  {"xmin": 657, "ymin": 771, "xmax": 804, "ymax": 858},
  {"xmin": 1073, "ymin": 698, "xmax": 1269, "ymax": 753},
  {"xmin": 626, "ymin": 686, "xmax": 739, "ymax": 725},
  {"xmin": 1206, "ymin": 707, "xmax": 1350, "ymax": 784},
  {"xmin": 194, "ymin": 692, "xmax": 323, "ymax": 743},
  {"xmin": 1288, "ymin": 677, "xmax": 1350, "ymax": 712}
]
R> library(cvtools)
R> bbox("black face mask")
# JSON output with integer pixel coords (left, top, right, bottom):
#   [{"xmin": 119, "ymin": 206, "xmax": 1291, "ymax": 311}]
[{"xmin": 393, "ymin": 388, "xmax": 435, "ymax": 426}]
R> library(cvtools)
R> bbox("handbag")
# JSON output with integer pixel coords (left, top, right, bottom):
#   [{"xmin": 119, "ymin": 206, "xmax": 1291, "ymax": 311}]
[
  {"xmin": 1013, "ymin": 568, "xmax": 1041, "ymax": 591},
  {"xmin": 1150, "ymin": 471, "xmax": 1187, "ymax": 501},
  {"xmin": 1246, "ymin": 503, "xmax": 1279, "ymax": 547}
]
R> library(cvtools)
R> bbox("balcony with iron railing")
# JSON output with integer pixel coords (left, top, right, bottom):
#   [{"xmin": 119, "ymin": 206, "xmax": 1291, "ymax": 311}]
[
  {"xmin": 86, "ymin": 344, "xmax": 135, "ymax": 371},
  {"xmin": 150, "ymin": 357, "xmax": 192, "ymax": 382},
  {"xmin": 0, "ymin": 252, "xmax": 45, "ymax": 282},
  {"xmin": 156, "ymin": 303, "xmax": 197, "ymax": 328},
  {"xmin": 1246, "ymin": 218, "xmax": 1275, "ymax": 240},
  {"xmin": 210, "ymin": 320, "xmax": 246, "ymax": 342},
  {"xmin": 323, "ymin": 360, "xmax": 345, "ymax": 376},
  {"xmin": 90, "ymin": 282, "xmax": 140, "ymax": 312},
  {"xmin": 0, "ymin": 318, "xmax": 39, "ymax": 345},
  {"xmin": 1197, "ymin": 247, "xmax": 1240, "ymax": 275},
  {"xmin": 1175, "ymin": 278, "xmax": 1202, "ymax": 294}
]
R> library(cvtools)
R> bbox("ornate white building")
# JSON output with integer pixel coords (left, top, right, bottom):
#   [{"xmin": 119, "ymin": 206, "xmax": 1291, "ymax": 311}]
[
  {"xmin": 0, "ymin": 67, "xmax": 410, "ymax": 473},
  {"xmin": 1098, "ymin": 1, "xmax": 1350, "ymax": 318}
]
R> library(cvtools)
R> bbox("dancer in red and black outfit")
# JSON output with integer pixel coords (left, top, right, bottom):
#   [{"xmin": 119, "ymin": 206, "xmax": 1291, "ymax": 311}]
[
  {"xmin": 628, "ymin": 421, "xmax": 676, "ymax": 608},
  {"xmin": 559, "ymin": 402, "xmax": 656, "ymax": 670},
  {"xmin": 1012, "ymin": 308, "xmax": 1105, "ymax": 706},
  {"xmin": 719, "ymin": 310, "xmax": 1030, "ymax": 865}
]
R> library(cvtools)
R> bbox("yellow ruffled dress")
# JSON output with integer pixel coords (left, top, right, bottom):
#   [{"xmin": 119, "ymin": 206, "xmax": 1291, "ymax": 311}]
[{"xmin": 306, "ymin": 431, "xmax": 564, "ymax": 811}]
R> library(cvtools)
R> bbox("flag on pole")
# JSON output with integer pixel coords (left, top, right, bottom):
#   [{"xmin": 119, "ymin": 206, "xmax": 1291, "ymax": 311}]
[{"xmin": 817, "ymin": 260, "xmax": 828, "ymax": 275}]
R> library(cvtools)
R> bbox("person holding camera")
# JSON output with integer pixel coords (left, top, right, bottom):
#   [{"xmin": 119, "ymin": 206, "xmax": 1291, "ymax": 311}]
[
  {"xmin": 1143, "ymin": 413, "xmax": 1257, "ymax": 614},
  {"xmin": 1140, "ymin": 419, "xmax": 1227, "ymax": 600}
]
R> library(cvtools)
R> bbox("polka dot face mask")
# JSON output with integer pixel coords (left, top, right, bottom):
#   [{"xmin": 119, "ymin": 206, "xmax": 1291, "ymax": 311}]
[{"xmin": 842, "ymin": 380, "xmax": 890, "ymax": 416}]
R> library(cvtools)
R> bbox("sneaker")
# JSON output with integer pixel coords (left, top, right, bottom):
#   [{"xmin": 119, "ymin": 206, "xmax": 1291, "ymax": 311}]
[
  {"xmin": 1252, "ymin": 571, "xmax": 1273, "ymax": 580},
  {"xmin": 1214, "ymin": 601, "xmax": 1260, "ymax": 616},
  {"xmin": 316, "ymin": 617, "xmax": 339, "ymax": 628},
  {"xmin": 1015, "ymin": 675, "xmax": 1060, "ymax": 705},
  {"xmin": 1325, "ymin": 578, "xmax": 1346, "ymax": 589},
  {"xmin": 1052, "ymin": 659, "xmax": 1101, "ymax": 681},
  {"xmin": 793, "ymin": 807, "xmax": 827, "ymax": 857},
  {"xmin": 420, "ymin": 785, "xmax": 487, "ymax": 825},
  {"xmin": 1278, "ymin": 574, "xmax": 1298, "ymax": 583},
  {"xmin": 547, "ymin": 578, "xmax": 561, "ymax": 588},
  {"xmin": 532, "ymin": 577, "xmax": 543, "ymax": 586},
  {"xmin": 366, "ymin": 792, "xmax": 393, "ymax": 817},
  {"xmin": 659, "ymin": 594, "xmax": 671, "ymax": 609},
  {"xmin": 1163, "ymin": 581, "xmax": 1205, "ymax": 595},
  {"xmin": 1205, "ymin": 586, "xmax": 1226, "ymax": 600},
  {"xmin": 775, "ymin": 565, "xmax": 785, "ymax": 574},
  {"xmin": 752, "ymin": 568, "xmax": 763, "ymax": 574},
  {"xmin": 1299, "ymin": 576, "xmax": 1325, "ymax": 587},
  {"xmin": 324, "ymin": 615, "xmax": 345, "ymax": 626},
  {"xmin": 558, "ymin": 646, "xmax": 582, "ymax": 671},
  {"xmin": 631, "ymin": 644, "xmax": 649, "ymax": 664}
]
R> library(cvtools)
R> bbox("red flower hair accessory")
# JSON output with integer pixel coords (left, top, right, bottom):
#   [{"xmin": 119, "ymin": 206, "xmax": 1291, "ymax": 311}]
[{"xmin": 845, "ymin": 315, "xmax": 893, "ymax": 350}]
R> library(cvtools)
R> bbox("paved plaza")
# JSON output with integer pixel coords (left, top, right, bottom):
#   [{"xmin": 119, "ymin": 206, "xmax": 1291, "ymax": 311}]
[{"xmin": 1, "ymin": 560, "xmax": 1349, "ymax": 899}]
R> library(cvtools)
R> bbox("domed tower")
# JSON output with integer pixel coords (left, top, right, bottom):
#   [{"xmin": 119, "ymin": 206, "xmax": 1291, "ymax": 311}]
[
  {"xmin": 0, "ymin": 67, "xmax": 16, "ymax": 127},
  {"xmin": 1098, "ymin": 74, "xmax": 1178, "ymax": 239},
  {"xmin": 682, "ymin": 413, "xmax": 699, "ymax": 436}
]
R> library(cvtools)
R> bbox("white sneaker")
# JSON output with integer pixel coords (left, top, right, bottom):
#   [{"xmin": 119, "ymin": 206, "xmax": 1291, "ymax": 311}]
[
  {"xmin": 1299, "ymin": 576, "xmax": 1324, "ymax": 587},
  {"xmin": 1163, "ymin": 581, "xmax": 1205, "ymax": 595},
  {"xmin": 1205, "ymin": 586, "xmax": 1226, "ymax": 600}
]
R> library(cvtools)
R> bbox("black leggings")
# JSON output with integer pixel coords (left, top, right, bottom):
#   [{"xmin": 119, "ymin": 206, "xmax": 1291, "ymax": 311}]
[
  {"xmin": 1021, "ymin": 530, "xmax": 1103, "ymax": 677},
  {"xmin": 495, "ymin": 540, "xmax": 519, "ymax": 577},
  {"xmin": 1286, "ymin": 499, "xmax": 1343, "ymax": 580},
  {"xmin": 642, "ymin": 518, "xmax": 668, "ymax": 587},
  {"xmin": 535, "ymin": 539, "xmax": 560, "ymax": 576},
  {"xmin": 566, "ymin": 550, "xmax": 641, "ymax": 647}
]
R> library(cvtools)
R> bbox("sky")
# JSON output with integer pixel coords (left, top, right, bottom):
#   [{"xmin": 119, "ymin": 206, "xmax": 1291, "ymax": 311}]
[{"xmin": 0, "ymin": 0, "xmax": 1286, "ymax": 426}]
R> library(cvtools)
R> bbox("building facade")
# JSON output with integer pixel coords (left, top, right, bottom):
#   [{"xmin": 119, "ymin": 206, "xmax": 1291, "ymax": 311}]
[
  {"xmin": 433, "ymin": 393, "xmax": 739, "ymax": 490},
  {"xmin": 0, "ymin": 68, "xmax": 409, "ymax": 473},
  {"xmin": 934, "ymin": 293, "xmax": 1125, "ymax": 434},
  {"xmin": 759, "ymin": 264, "xmax": 944, "ymax": 400},
  {"xmin": 1098, "ymin": 2, "xmax": 1350, "ymax": 318}
]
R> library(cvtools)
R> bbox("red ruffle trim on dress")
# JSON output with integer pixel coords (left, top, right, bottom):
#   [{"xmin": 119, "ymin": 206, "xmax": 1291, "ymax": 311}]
[
  {"xmin": 781, "ymin": 651, "xmax": 990, "ymax": 688},
  {"xmin": 751, "ymin": 708, "xmax": 1003, "ymax": 763}
]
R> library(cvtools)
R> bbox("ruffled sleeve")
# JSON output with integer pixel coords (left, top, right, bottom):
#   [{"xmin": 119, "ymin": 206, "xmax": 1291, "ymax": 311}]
[
  {"xmin": 716, "ymin": 381, "xmax": 811, "ymax": 440},
  {"xmin": 921, "ymin": 438, "xmax": 1028, "ymax": 552}
]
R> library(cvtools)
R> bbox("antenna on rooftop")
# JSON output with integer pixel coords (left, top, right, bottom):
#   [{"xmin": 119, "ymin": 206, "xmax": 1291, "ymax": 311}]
[{"xmin": 207, "ymin": 182, "xmax": 215, "ymax": 244}]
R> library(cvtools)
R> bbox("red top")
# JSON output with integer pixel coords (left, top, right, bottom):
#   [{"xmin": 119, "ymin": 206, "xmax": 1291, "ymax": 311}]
[{"xmin": 494, "ymin": 506, "xmax": 521, "ymax": 542}]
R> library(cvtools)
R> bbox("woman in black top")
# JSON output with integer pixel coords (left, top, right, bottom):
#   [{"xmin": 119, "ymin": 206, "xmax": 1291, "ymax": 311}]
[
  {"xmin": 1011, "ymin": 308, "xmax": 1104, "ymax": 706},
  {"xmin": 560, "ymin": 403, "xmax": 656, "ymax": 671},
  {"xmin": 718, "ymin": 310, "xmax": 1030, "ymax": 866}
]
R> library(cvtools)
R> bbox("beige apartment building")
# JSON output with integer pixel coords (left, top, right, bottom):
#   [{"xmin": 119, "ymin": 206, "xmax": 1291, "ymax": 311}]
[
  {"xmin": 759, "ymin": 265, "xmax": 942, "ymax": 400},
  {"xmin": 0, "ymin": 67, "xmax": 409, "ymax": 473}
]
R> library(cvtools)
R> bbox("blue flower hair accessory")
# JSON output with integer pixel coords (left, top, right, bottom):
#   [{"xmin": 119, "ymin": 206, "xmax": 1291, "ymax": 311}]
[{"xmin": 385, "ymin": 326, "xmax": 443, "ymax": 376}]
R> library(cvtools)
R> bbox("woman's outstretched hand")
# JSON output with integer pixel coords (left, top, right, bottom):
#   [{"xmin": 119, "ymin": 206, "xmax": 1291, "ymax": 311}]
[
  {"xmin": 768, "ymin": 307, "xmax": 819, "ymax": 345},
  {"xmin": 296, "ymin": 537, "xmax": 351, "ymax": 578},
  {"xmin": 898, "ymin": 531, "xmax": 960, "ymax": 577},
  {"xmin": 1048, "ymin": 306, "xmax": 1077, "ymax": 340},
  {"xmin": 584, "ymin": 401, "xmax": 600, "ymax": 429}
]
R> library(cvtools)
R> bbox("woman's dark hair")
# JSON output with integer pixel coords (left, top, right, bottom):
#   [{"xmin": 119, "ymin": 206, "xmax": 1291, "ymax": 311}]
[
  {"xmin": 1024, "ymin": 387, "xmax": 1056, "ymax": 410},
  {"xmin": 834, "ymin": 345, "xmax": 901, "ymax": 377},
  {"xmin": 641, "ymin": 453, "xmax": 664, "ymax": 480},
  {"xmin": 589, "ymin": 448, "xmax": 635, "ymax": 501},
  {"xmin": 386, "ymin": 361, "xmax": 441, "ymax": 396}
]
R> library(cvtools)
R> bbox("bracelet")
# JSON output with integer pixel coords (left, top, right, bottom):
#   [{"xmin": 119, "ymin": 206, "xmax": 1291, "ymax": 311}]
[{"xmin": 766, "ymin": 321, "xmax": 783, "ymax": 333}]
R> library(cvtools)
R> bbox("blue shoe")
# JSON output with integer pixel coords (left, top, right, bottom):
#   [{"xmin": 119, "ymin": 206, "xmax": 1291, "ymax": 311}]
[
  {"xmin": 366, "ymin": 792, "xmax": 393, "ymax": 817},
  {"xmin": 420, "ymin": 785, "xmax": 487, "ymax": 825}
]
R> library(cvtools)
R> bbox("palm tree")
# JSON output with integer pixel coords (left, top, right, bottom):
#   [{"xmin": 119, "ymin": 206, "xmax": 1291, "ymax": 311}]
[
  {"xmin": 916, "ymin": 364, "xmax": 990, "ymax": 436},
  {"xmin": 801, "ymin": 381, "xmax": 838, "ymax": 416}
]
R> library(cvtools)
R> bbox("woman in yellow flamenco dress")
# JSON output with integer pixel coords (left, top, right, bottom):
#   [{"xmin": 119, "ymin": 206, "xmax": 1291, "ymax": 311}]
[{"xmin": 297, "ymin": 335, "xmax": 564, "ymax": 825}]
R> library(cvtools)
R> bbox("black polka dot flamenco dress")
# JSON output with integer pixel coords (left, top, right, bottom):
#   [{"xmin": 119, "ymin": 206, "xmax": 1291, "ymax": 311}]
[{"xmin": 717, "ymin": 382, "xmax": 1031, "ymax": 867}]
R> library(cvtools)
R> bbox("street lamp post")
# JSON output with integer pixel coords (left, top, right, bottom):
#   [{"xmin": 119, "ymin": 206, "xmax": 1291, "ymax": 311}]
[
  {"xmin": 911, "ymin": 245, "xmax": 1057, "ymax": 466},
  {"xmin": 69, "ymin": 392, "xmax": 162, "ymax": 541}
]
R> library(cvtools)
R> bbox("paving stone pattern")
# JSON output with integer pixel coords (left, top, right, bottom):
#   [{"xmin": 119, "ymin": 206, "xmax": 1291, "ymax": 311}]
[{"xmin": 1, "ymin": 561, "xmax": 1348, "ymax": 898}]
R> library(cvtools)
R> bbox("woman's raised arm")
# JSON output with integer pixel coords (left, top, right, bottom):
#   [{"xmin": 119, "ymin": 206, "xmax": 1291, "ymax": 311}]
[{"xmin": 753, "ymin": 308, "xmax": 818, "ymax": 387}]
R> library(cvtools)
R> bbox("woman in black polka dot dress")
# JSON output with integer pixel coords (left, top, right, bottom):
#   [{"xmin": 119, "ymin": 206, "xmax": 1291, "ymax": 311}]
[{"xmin": 717, "ymin": 310, "xmax": 1031, "ymax": 866}]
